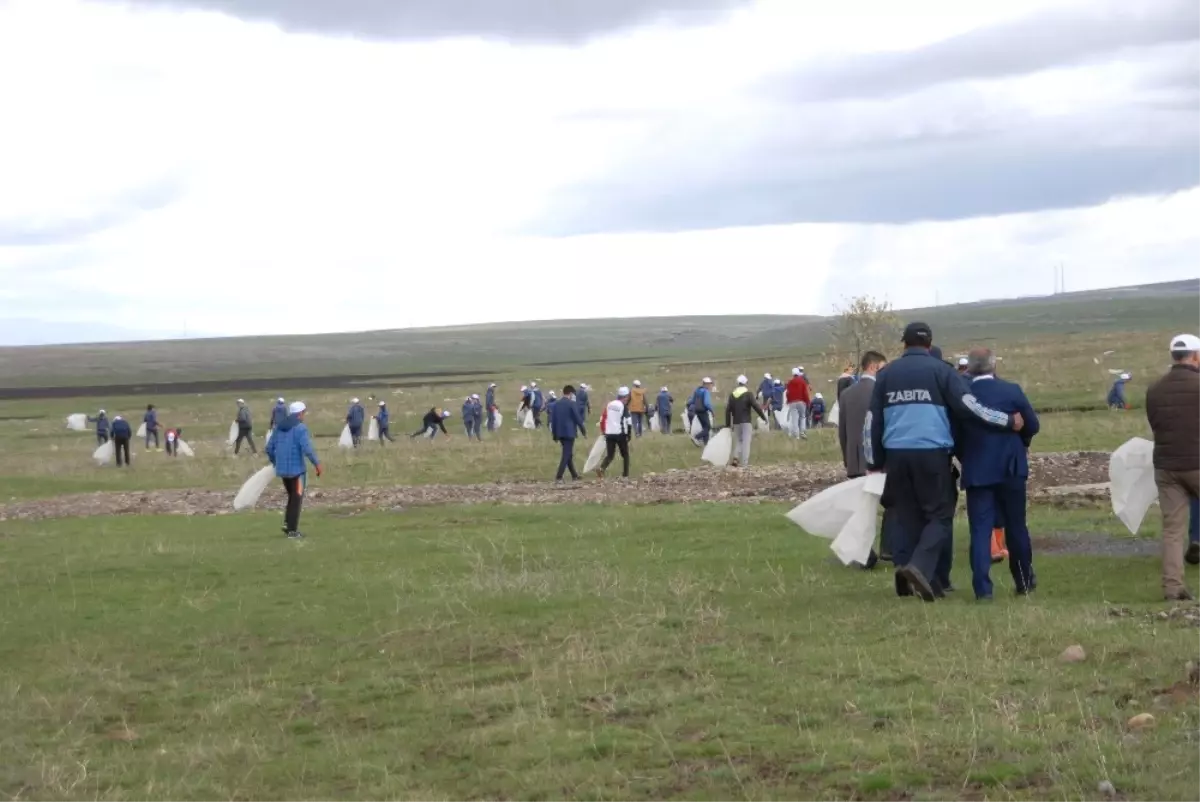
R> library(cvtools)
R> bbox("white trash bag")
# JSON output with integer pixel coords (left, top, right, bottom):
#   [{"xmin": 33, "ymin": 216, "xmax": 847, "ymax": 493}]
[
  {"xmin": 701, "ymin": 427, "xmax": 733, "ymax": 467},
  {"xmin": 136, "ymin": 422, "xmax": 147, "ymax": 438},
  {"xmin": 264, "ymin": 429, "xmax": 273, "ymax": 448},
  {"xmin": 175, "ymin": 439, "xmax": 195, "ymax": 457},
  {"xmin": 583, "ymin": 436, "xmax": 608, "ymax": 474},
  {"xmin": 755, "ymin": 414, "xmax": 769, "ymax": 432},
  {"xmin": 227, "ymin": 422, "xmax": 239, "ymax": 446},
  {"xmin": 827, "ymin": 401, "xmax": 840, "ymax": 427},
  {"xmin": 773, "ymin": 409, "xmax": 788, "ymax": 429},
  {"xmin": 338, "ymin": 424, "xmax": 354, "ymax": 448},
  {"xmin": 1110, "ymin": 437, "xmax": 1157, "ymax": 535},
  {"xmin": 234, "ymin": 464, "xmax": 277, "ymax": 511},
  {"xmin": 829, "ymin": 473, "xmax": 886, "ymax": 566},
  {"xmin": 494, "ymin": 411, "xmax": 504, "ymax": 428},
  {"xmin": 67, "ymin": 414, "xmax": 88, "ymax": 431},
  {"xmin": 93, "ymin": 439, "xmax": 114, "ymax": 465},
  {"xmin": 649, "ymin": 414, "xmax": 660, "ymax": 433},
  {"xmin": 368, "ymin": 417, "xmax": 380, "ymax": 441},
  {"xmin": 786, "ymin": 473, "xmax": 886, "ymax": 566},
  {"xmin": 522, "ymin": 409, "xmax": 536, "ymax": 430}
]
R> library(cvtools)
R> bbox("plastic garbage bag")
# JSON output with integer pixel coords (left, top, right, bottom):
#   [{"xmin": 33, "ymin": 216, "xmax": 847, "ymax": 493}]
[
  {"xmin": 773, "ymin": 409, "xmax": 788, "ymax": 429},
  {"xmin": 234, "ymin": 464, "xmax": 277, "ymax": 511},
  {"xmin": 67, "ymin": 414, "xmax": 88, "ymax": 431},
  {"xmin": 136, "ymin": 422, "xmax": 147, "ymax": 438},
  {"xmin": 227, "ymin": 422, "xmax": 239, "ymax": 446},
  {"xmin": 494, "ymin": 411, "xmax": 504, "ymax": 428},
  {"xmin": 827, "ymin": 401, "xmax": 840, "ymax": 427},
  {"xmin": 175, "ymin": 439, "xmax": 195, "ymax": 457},
  {"xmin": 650, "ymin": 415, "xmax": 660, "ymax": 433},
  {"xmin": 264, "ymin": 429, "xmax": 273, "ymax": 448},
  {"xmin": 583, "ymin": 437, "xmax": 607, "ymax": 474},
  {"xmin": 1110, "ymin": 437, "xmax": 1157, "ymax": 535},
  {"xmin": 522, "ymin": 410, "xmax": 536, "ymax": 430},
  {"xmin": 368, "ymin": 417, "xmax": 379, "ymax": 441},
  {"xmin": 701, "ymin": 427, "xmax": 732, "ymax": 466},
  {"xmin": 787, "ymin": 474, "xmax": 886, "ymax": 565},
  {"xmin": 755, "ymin": 414, "xmax": 769, "ymax": 432},
  {"xmin": 830, "ymin": 473, "xmax": 886, "ymax": 566},
  {"xmin": 93, "ymin": 439, "xmax": 114, "ymax": 465},
  {"xmin": 338, "ymin": 424, "xmax": 354, "ymax": 448}
]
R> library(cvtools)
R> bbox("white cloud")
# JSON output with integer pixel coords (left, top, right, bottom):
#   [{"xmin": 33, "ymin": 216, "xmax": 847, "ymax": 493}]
[{"xmin": 0, "ymin": 0, "xmax": 1195, "ymax": 344}]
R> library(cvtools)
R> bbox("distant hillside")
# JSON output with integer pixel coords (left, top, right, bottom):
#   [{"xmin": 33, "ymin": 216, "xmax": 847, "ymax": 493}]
[{"xmin": 0, "ymin": 280, "xmax": 1195, "ymax": 391}]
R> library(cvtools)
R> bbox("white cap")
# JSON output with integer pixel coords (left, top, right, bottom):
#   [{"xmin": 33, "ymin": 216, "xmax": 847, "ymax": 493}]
[
  {"xmin": 379, "ymin": 400, "xmax": 386, "ymax": 406},
  {"xmin": 237, "ymin": 398, "xmax": 245, "ymax": 404},
  {"xmin": 633, "ymin": 380, "xmax": 642, "ymax": 386},
  {"xmin": 1119, "ymin": 372, "xmax": 1132, "ymax": 381},
  {"xmin": 277, "ymin": 397, "xmax": 285, "ymax": 403},
  {"xmin": 288, "ymin": 401, "xmax": 307, "ymax": 415},
  {"xmin": 442, "ymin": 410, "xmax": 451, "ymax": 417},
  {"xmin": 661, "ymin": 386, "xmax": 668, "ymax": 392},
  {"xmin": 792, "ymin": 367, "xmax": 801, "ymax": 376},
  {"xmin": 520, "ymin": 385, "xmax": 528, "ymax": 391},
  {"xmin": 549, "ymin": 391, "xmax": 557, "ymax": 397},
  {"xmin": 471, "ymin": 393, "xmax": 480, "ymax": 399},
  {"xmin": 798, "ymin": 366, "xmax": 805, "ymax": 371},
  {"xmin": 531, "ymin": 382, "xmax": 538, "ymax": 388},
  {"xmin": 114, "ymin": 415, "xmax": 123, "ymax": 420},
  {"xmin": 815, "ymin": 392, "xmax": 823, "ymax": 398},
  {"xmin": 764, "ymin": 372, "xmax": 772, "ymax": 379},
  {"xmin": 351, "ymin": 397, "xmax": 360, "ymax": 404},
  {"xmin": 489, "ymin": 383, "xmax": 497, "ymax": 388},
  {"xmin": 1170, "ymin": 333, "xmax": 1200, "ymax": 352},
  {"xmin": 737, "ymin": 374, "xmax": 748, "ymax": 385},
  {"xmin": 618, "ymin": 385, "xmax": 630, "ymax": 396},
  {"xmin": 958, "ymin": 357, "xmax": 968, "ymax": 366},
  {"xmin": 99, "ymin": 408, "xmax": 106, "ymax": 414},
  {"xmin": 774, "ymin": 379, "xmax": 782, "ymax": 385},
  {"xmin": 702, "ymin": 376, "xmax": 712, "ymax": 384}
]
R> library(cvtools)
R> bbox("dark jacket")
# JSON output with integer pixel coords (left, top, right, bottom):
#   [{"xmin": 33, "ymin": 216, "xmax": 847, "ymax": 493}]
[
  {"xmin": 531, "ymin": 388, "xmax": 544, "ymax": 411},
  {"xmin": 1108, "ymin": 379, "xmax": 1128, "ymax": 408},
  {"xmin": 347, "ymin": 404, "xmax": 365, "ymax": 428},
  {"xmin": 838, "ymin": 375, "xmax": 874, "ymax": 477},
  {"xmin": 422, "ymin": 409, "xmax": 449, "ymax": 434},
  {"xmin": 956, "ymin": 376, "xmax": 1040, "ymax": 488},
  {"xmin": 691, "ymin": 386, "xmax": 713, "ymax": 413},
  {"xmin": 236, "ymin": 405, "xmax": 252, "ymax": 428},
  {"xmin": 866, "ymin": 348, "xmax": 1015, "ymax": 470},
  {"xmin": 110, "ymin": 418, "xmax": 132, "ymax": 439},
  {"xmin": 143, "ymin": 409, "xmax": 158, "ymax": 430},
  {"xmin": 485, "ymin": 387, "xmax": 495, "ymax": 409},
  {"xmin": 270, "ymin": 402, "xmax": 287, "ymax": 429},
  {"xmin": 656, "ymin": 390, "xmax": 673, "ymax": 415},
  {"xmin": 1146, "ymin": 364, "xmax": 1199, "ymax": 471},
  {"xmin": 576, "ymin": 388, "xmax": 590, "ymax": 415},
  {"xmin": 89, "ymin": 413, "xmax": 109, "ymax": 435},
  {"xmin": 836, "ymin": 374, "xmax": 854, "ymax": 399},
  {"xmin": 376, "ymin": 407, "xmax": 389, "ymax": 427},
  {"xmin": 725, "ymin": 386, "xmax": 767, "ymax": 426},
  {"xmin": 551, "ymin": 394, "xmax": 586, "ymax": 440},
  {"xmin": 757, "ymin": 377, "xmax": 774, "ymax": 401}
]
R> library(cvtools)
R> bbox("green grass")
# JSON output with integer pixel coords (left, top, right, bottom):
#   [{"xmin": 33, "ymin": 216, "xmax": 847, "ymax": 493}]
[{"xmin": 1, "ymin": 504, "xmax": 1196, "ymax": 800}]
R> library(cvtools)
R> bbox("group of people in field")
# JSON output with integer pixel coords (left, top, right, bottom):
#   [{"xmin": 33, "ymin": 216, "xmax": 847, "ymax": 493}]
[{"xmin": 87, "ymin": 404, "xmax": 188, "ymax": 466}]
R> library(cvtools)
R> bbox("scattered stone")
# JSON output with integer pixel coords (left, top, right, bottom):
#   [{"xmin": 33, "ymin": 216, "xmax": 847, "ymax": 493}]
[
  {"xmin": 1097, "ymin": 780, "xmax": 1116, "ymax": 797},
  {"xmin": 1127, "ymin": 713, "xmax": 1156, "ymax": 730},
  {"xmin": 1107, "ymin": 606, "xmax": 1133, "ymax": 618},
  {"xmin": 1060, "ymin": 645, "xmax": 1087, "ymax": 663}
]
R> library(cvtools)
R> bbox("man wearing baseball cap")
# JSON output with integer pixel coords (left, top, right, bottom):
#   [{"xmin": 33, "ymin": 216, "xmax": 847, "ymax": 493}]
[
  {"xmin": 1145, "ymin": 333, "xmax": 1200, "ymax": 600},
  {"xmin": 689, "ymin": 378, "xmax": 716, "ymax": 446},
  {"xmin": 726, "ymin": 375, "xmax": 768, "ymax": 467},
  {"xmin": 597, "ymin": 386, "xmax": 633, "ymax": 478},
  {"xmin": 234, "ymin": 398, "xmax": 257, "ymax": 455},
  {"xmin": 269, "ymin": 397, "xmax": 287, "ymax": 431},
  {"xmin": 265, "ymin": 401, "xmax": 322, "ymax": 539},
  {"xmin": 865, "ymin": 321, "xmax": 1024, "ymax": 601}
]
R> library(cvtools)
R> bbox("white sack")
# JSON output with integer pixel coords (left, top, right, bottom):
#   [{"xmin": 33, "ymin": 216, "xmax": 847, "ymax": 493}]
[
  {"xmin": 701, "ymin": 427, "xmax": 733, "ymax": 467},
  {"xmin": 755, "ymin": 414, "xmax": 769, "ymax": 432},
  {"xmin": 494, "ymin": 411, "xmax": 503, "ymax": 428},
  {"xmin": 338, "ymin": 424, "xmax": 354, "ymax": 448},
  {"xmin": 829, "ymin": 472, "xmax": 886, "ymax": 566},
  {"xmin": 67, "ymin": 414, "xmax": 88, "ymax": 431},
  {"xmin": 264, "ymin": 429, "xmax": 273, "ymax": 448},
  {"xmin": 234, "ymin": 464, "xmax": 277, "ymax": 511},
  {"xmin": 649, "ymin": 414, "xmax": 660, "ymax": 433},
  {"xmin": 228, "ymin": 422, "xmax": 239, "ymax": 446},
  {"xmin": 786, "ymin": 473, "xmax": 885, "ymax": 566},
  {"xmin": 175, "ymin": 439, "xmax": 195, "ymax": 457},
  {"xmin": 583, "ymin": 436, "xmax": 608, "ymax": 474},
  {"xmin": 93, "ymin": 439, "xmax": 114, "ymax": 465},
  {"xmin": 827, "ymin": 401, "xmax": 840, "ymax": 427},
  {"xmin": 1110, "ymin": 437, "xmax": 1157, "ymax": 535},
  {"xmin": 773, "ymin": 409, "xmax": 788, "ymax": 429},
  {"xmin": 368, "ymin": 417, "xmax": 380, "ymax": 441},
  {"xmin": 136, "ymin": 422, "xmax": 147, "ymax": 438},
  {"xmin": 522, "ymin": 409, "xmax": 536, "ymax": 430}
]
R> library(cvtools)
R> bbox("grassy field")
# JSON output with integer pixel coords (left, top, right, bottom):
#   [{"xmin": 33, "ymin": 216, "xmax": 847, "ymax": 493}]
[{"xmin": 1, "ymin": 504, "xmax": 1197, "ymax": 801}]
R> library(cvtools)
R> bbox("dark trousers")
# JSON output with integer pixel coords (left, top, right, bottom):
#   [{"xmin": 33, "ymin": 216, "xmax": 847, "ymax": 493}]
[
  {"xmin": 378, "ymin": 426, "xmax": 394, "ymax": 443},
  {"xmin": 487, "ymin": 408, "xmax": 496, "ymax": 432},
  {"xmin": 966, "ymin": 480, "xmax": 1033, "ymax": 597},
  {"xmin": 349, "ymin": 425, "xmax": 362, "ymax": 446},
  {"xmin": 1190, "ymin": 497, "xmax": 1199, "ymax": 545},
  {"xmin": 533, "ymin": 408, "xmax": 543, "ymax": 428},
  {"xmin": 601, "ymin": 435, "xmax": 630, "ymax": 477},
  {"xmin": 556, "ymin": 438, "xmax": 579, "ymax": 480},
  {"xmin": 96, "ymin": 432, "xmax": 109, "ymax": 445},
  {"xmin": 234, "ymin": 427, "xmax": 257, "ymax": 454},
  {"xmin": 166, "ymin": 440, "xmax": 177, "ymax": 457},
  {"xmin": 882, "ymin": 449, "xmax": 957, "ymax": 588},
  {"xmin": 695, "ymin": 411, "xmax": 712, "ymax": 444},
  {"xmin": 282, "ymin": 475, "xmax": 306, "ymax": 532},
  {"xmin": 114, "ymin": 437, "xmax": 131, "ymax": 467},
  {"xmin": 632, "ymin": 412, "xmax": 645, "ymax": 437},
  {"xmin": 660, "ymin": 413, "xmax": 671, "ymax": 434},
  {"xmin": 146, "ymin": 428, "xmax": 159, "ymax": 449}
]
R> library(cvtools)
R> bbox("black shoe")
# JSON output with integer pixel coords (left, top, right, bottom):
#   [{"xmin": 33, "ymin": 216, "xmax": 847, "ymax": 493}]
[
  {"xmin": 1165, "ymin": 589, "xmax": 1195, "ymax": 601},
  {"xmin": 1187, "ymin": 542, "xmax": 1200, "ymax": 566},
  {"xmin": 898, "ymin": 565, "xmax": 937, "ymax": 602},
  {"xmin": 861, "ymin": 550, "xmax": 879, "ymax": 570},
  {"xmin": 894, "ymin": 570, "xmax": 914, "ymax": 597},
  {"xmin": 880, "ymin": 551, "xmax": 894, "ymax": 563}
]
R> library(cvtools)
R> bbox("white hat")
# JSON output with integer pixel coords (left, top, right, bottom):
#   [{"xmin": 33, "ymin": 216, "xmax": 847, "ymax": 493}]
[
  {"xmin": 379, "ymin": 400, "xmax": 386, "ymax": 406},
  {"xmin": 957, "ymin": 357, "xmax": 968, "ymax": 366},
  {"xmin": 815, "ymin": 392, "xmax": 823, "ymax": 399},
  {"xmin": 99, "ymin": 408, "xmax": 106, "ymax": 414},
  {"xmin": 442, "ymin": 410, "xmax": 451, "ymax": 417},
  {"xmin": 792, "ymin": 367, "xmax": 801, "ymax": 376},
  {"xmin": 288, "ymin": 401, "xmax": 307, "ymax": 415},
  {"xmin": 633, "ymin": 380, "xmax": 642, "ymax": 386},
  {"xmin": 113, "ymin": 415, "xmax": 123, "ymax": 421},
  {"xmin": 1170, "ymin": 333, "xmax": 1200, "ymax": 352},
  {"xmin": 774, "ymin": 379, "xmax": 782, "ymax": 385},
  {"xmin": 236, "ymin": 398, "xmax": 245, "ymax": 404},
  {"xmin": 618, "ymin": 385, "xmax": 630, "ymax": 396},
  {"xmin": 549, "ymin": 391, "xmax": 557, "ymax": 397},
  {"xmin": 764, "ymin": 372, "xmax": 772, "ymax": 379},
  {"xmin": 277, "ymin": 397, "xmax": 285, "ymax": 403},
  {"xmin": 1119, "ymin": 372, "xmax": 1132, "ymax": 381},
  {"xmin": 489, "ymin": 383, "xmax": 497, "ymax": 388},
  {"xmin": 531, "ymin": 382, "xmax": 538, "ymax": 388},
  {"xmin": 520, "ymin": 385, "xmax": 528, "ymax": 392},
  {"xmin": 351, "ymin": 397, "xmax": 360, "ymax": 404},
  {"xmin": 471, "ymin": 393, "xmax": 480, "ymax": 399},
  {"xmin": 702, "ymin": 376, "xmax": 712, "ymax": 384},
  {"xmin": 737, "ymin": 374, "xmax": 748, "ymax": 385},
  {"xmin": 798, "ymin": 366, "xmax": 805, "ymax": 372},
  {"xmin": 661, "ymin": 386, "xmax": 668, "ymax": 392}
]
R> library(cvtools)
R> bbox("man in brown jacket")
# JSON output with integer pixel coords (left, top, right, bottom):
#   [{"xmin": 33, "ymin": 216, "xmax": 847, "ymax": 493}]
[
  {"xmin": 1146, "ymin": 333, "xmax": 1200, "ymax": 601},
  {"xmin": 628, "ymin": 380, "xmax": 648, "ymax": 438}
]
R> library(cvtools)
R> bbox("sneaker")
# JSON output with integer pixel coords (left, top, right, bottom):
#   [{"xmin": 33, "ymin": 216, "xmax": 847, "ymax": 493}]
[
  {"xmin": 1187, "ymin": 542, "xmax": 1200, "ymax": 566},
  {"xmin": 287, "ymin": 531, "xmax": 305, "ymax": 540}
]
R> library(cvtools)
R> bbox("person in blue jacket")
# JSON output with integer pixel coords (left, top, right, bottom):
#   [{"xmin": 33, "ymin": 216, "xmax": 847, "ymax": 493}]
[
  {"xmin": 657, "ymin": 386, "xmax": 674, "ymax": 434},
  {"xmin": 88, "ymin": 409, "xmax": 110, "ymax": 445},
  {"xmin": 1108, "ymin": 373, "xmax": 1131, "ymax": 410},
  {"xmin": 374, "ymin": 401, "xmax": 394, "ymax": 444},
  {"xmin": 110, "ymin": 415, "xmax": 132, "ymax": 467},
  {"xmin": 956, "ymin": 347, "xmax": 1041, "ymax": 600},
  {"xmin": 576, "ymin": 383, "xmax": 591, "ymax": 420},
  {"xmin": 269, "ymin": 397, "xmax": 287, "ymax": 430},
  {"xmin": 346, "ymin": 398, "xmax": 366, "ymax": 447},
  {"xmin": 690, "ymin": 378, "xmax": 715, "ymax": 445},
  {"xmin": 266, "ymin": 401, "xmax": 322, "ymax": 539},
  {"xmin": 143, "ymin": 404, "xmax": 160, "ymax": 450},
  {"xmin": 551, "ymin": 384, "xmax": 587, "ymax": 481},
  {"xmin": 757, "ymin": 373, "xmax": 774, "ymax": 407},
  {"xmin": 485, "ymin": 383, "xmax": 498, "ymax": 432},
  {"xmin": 530, "ymin": 383, "xmax": 545, "ymax": 428},
  {"xmin": 771, "ymin": 379, "xmax": 785, "ymax": 429},
  {"xmin": 461, "ymin": 396, "xmax": 478, "ymax": 439},
  {"xmin": 810, "ymin": 393, "xmax": 826, "ymax": 427}
]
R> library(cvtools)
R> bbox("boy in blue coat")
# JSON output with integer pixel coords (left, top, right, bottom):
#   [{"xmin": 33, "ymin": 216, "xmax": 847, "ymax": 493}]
[
  {"xmin": 374, "ymin": 401, "xmax": 394, "ymax": 444},
  {"xmin": 657, "ymin": 387, "xmax": 673, "ymax": 434},
  {"xmin": 266, "ymin": 401, "xmax": 322, "ymax": 539},
  {"xmin": 346, "ymin": 398, "xmax": 366, "ymax": 447},
  {"xmin": 690, "ymin": 378, "xmax": 715, "ymax": 445},
  {"xmin": 1108, "ymin": 374, "xmax": 1131, "ymax": 410},
  {"xmin": 956, "ymin": 348, "xmax": 1040, "ymax": 600},
  {"xmin": 551, "ymin": 385, "xmax": 586, "ymax": 481},
  {"xmin": 143, "ymin": 404, "xmax": 160, "ymax": 450},
  {"xmin": 88, "ymin": 409, "xmax": 110, "ymax": 445}
]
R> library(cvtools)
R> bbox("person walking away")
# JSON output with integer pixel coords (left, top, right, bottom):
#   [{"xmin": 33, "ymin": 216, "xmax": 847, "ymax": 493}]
[
  {"xmin": 412, "ymin": 408, "xmax": 451, "ymax": 438},
  {"xmin": 461, "ymin": 397, "xmax": 477, "ymax": 439},
  {"xmin": 530, "ymin": 383, "xmax": 545, "ymax": 428},
  {"xmin": 771, "ymin": 379, "xmax": 785, "ymax": 429},
  {"xmin": 866, "ymin": 322, "xmax": 1024, "ymax": 602},
  {"xmin": 110, "ymin": 415, "xmax": 132, "ymax": 467},
  {"xmin": 269, "ymin": 397, "xmax": 287, "ymax": 431},
  {"xmin": 375, "ymin": 401, "xmax": 395, "ymax": 443},
  {"xmin": 545, "ymin": 392, "xmax": 559, "ymax": 436},
  {"xmin": 470, "ymin": 394, "xmax": 484, "ymax": 439},
  {"xmin": 839, "ymin": 351, "xmax": 893, "ymax": 567},
  {"xmin": 690, "ymin": 378, "xmax": 716, "ymax": 445},
  {"xmin": 143, "ymin": 404, "xmax": 161, "ymax": 450},
  {"xmin": 956, "ymin": 348, "xmax": 1041, "ymax": 601},
  {"xmin": 811, "ymin": 393, "xmax": 826, "ymax": 427},
  {"xmin": 577, "ymin": 384, "xmax": 591, "ymax": 421},
  {"xmin": 758, "ymin": 373, "xmax": 775, "ymax": 407},
  {"xmin": 519, "ymin": 385, "xmax": 532, "ymax": 418},
  {"xmin": 785, "ymin": 368, "xmax": 811, "ymax": 439},
  {"xmin": 628, "ymin": 381, "xmax": 648, "ymax": 437},
  {"xmin": 234, "ymin": 399, "xmax": 257, "ymax": 455},
  {"xmin": 836, "ymin": 365, "xmax": 855, "ymax": 400},
  {"xmin": 1108, "ymin": 373, "xmax": 1132, "ymax": 410},
  {"xmin": 597, "ymin": 387, "xmax": 632, "ymax": 478},
  {"xmin": 266, "ymin": 400, "xmax": 322, "ymax": 539},
  {"xmin": 346, "ymin": 398, "xmax": 365, "ymax": 447},
  {"xmin": 485, "ymin": 383, "xmax": 498, "ymax": 432},
  {"xmin": 551, "ymin": 384, "xmax": 586, "ymax": 482},
  {"xmin": 657, "ymin": 386, "xmax": 673, "ymax": 434},
  {"xmin": 89, "ymin": 409, "xmax": 110, "ymax": 445},
  {"xmin": 725, "ymin": 375, "xmax": 767, "ymax": 467},
  {"xmin": 1145, "ymin": 333, "xmax": 1200, "ymax": 600}
]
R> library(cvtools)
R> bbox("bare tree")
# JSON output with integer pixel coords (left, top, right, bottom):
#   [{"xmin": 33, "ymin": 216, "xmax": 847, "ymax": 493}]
[{"xmin": 828, "ymin": 295, "xmax": 900, "ymax": 368}]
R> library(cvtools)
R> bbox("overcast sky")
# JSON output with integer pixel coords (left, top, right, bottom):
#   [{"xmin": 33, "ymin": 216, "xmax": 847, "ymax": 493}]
[{"xmin": 0, "ymin": 0, "xmax": 1196, "ymax": 344}]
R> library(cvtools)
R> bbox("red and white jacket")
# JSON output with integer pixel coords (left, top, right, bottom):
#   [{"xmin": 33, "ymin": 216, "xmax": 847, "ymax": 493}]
[{"xmin": 600, "ymin": 399, "xmax": 631, "ymax": 436}]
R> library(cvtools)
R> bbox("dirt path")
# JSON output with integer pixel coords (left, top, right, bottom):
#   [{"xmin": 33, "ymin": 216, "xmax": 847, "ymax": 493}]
[{"xmin": 0, "ymin": 452, "xmax": 1113, "ymax": 523}]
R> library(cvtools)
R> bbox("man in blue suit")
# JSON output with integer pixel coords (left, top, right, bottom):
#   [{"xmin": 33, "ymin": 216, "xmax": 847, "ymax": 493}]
[
  {"xmin": 551, "ymin": 385, "xmax": 586, "ymax": 482},
  {"xmin": 956, "ymin": 347, "xmax": 1041, "ymax": 600}
]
